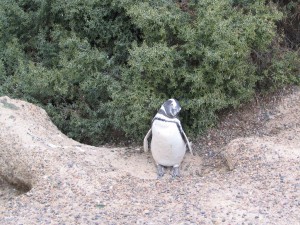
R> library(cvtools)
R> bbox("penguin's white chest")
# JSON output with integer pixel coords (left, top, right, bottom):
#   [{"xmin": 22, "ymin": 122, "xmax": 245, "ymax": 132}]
[{"xmin": 151, "ymin": 120, "xmax": 186, "ymax": 167}]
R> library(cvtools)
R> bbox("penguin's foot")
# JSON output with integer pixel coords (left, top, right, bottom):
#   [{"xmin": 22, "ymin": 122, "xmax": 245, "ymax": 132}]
[
  {"xmin": 157, "ymin": 164, "xmax": 165, "ymax": 178},
  {"xmin": 171, "ymin": 166, "xmax": 180, "ymax": 178}
]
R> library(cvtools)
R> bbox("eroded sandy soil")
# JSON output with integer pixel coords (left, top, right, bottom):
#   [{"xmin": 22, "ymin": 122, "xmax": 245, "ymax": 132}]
[{"xmin": 0, "ymin": 87, "xmax": 299, "ymax": 224}]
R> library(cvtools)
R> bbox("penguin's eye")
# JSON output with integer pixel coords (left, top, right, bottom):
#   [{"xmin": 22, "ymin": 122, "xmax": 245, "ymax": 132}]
[{"xmin": 170, "ymin": 101, "xmax": 176, "ymax": 108}]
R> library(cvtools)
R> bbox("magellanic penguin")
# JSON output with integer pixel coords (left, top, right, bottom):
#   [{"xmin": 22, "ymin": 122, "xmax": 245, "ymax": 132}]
[{"xmin": 144, "ymin": 99, "xmax": 193, "ymax": 178}]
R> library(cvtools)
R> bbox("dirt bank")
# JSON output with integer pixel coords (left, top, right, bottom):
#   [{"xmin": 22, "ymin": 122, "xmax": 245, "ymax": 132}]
[{"xmin": 0, "ymin": 87, "xmax": 299, "ymax": 224}]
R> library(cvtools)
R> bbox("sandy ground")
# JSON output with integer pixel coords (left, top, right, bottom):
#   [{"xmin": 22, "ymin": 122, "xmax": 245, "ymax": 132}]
[{"xmin": 0, "ymin": 87, "xmax": 299, "ymax": 224}]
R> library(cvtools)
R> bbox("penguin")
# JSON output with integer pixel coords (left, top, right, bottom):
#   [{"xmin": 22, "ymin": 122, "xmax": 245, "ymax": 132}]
[{"xmin": 144, "ymin": 98, "xmax": 193, "ymax": 178}]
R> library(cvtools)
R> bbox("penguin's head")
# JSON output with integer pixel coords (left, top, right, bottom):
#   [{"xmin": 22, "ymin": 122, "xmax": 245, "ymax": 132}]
[{"xmin": 161, "ymin": 98, "xmax": 181, "ymax": 118}]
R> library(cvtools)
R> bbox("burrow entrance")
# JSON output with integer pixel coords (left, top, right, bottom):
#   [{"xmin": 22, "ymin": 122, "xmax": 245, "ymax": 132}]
[{"xmin": 0, "ymin": 176, "xmax": 32, "ymax": 202}]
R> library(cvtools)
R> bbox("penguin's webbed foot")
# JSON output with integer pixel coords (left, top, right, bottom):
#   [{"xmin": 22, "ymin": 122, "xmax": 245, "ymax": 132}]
[
  {"xmin": 171, "ymin": 166, "xmax": 180, "ymax": 178},
  {"xmin": 157, "ymin": 164, "xmax": 165, "ymax": 178}
]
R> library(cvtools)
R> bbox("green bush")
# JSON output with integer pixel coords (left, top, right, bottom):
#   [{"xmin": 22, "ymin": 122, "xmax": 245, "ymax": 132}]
[{"xmin": 0, "ymin": 0, "xmax": 299, "ymax": 144}]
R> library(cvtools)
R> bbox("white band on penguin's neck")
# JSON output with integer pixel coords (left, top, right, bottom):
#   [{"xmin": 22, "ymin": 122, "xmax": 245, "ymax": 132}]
[{"xmin": 160, "ymin": 105, "xmax": 167, "ymax": 114}]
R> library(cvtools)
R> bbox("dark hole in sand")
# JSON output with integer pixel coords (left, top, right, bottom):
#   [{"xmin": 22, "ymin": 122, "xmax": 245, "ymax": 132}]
[{"xmin": 0, "ymin": 176, "xmax": 32, "ymax": 201}]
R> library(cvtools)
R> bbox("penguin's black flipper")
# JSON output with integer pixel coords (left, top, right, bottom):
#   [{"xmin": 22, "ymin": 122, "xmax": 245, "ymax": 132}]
[
  {"xmin": 143, "ymin": 128, "xmax": 152, "ymax": 152},
  {"xmin": 182, "ymin": 130, "xmax": 193, "ymax": 156}
]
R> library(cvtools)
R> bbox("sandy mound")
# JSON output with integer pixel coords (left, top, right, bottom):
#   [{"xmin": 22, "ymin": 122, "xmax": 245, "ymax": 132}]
[{"xmin": 0, "ymin": 89, "xmax": 299, "ymax": 224}]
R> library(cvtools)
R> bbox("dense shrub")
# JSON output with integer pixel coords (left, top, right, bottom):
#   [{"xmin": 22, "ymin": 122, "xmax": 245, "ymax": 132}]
[{"xmin": 0, "ymin": 0, "xmax": 299, "ymax": 144}]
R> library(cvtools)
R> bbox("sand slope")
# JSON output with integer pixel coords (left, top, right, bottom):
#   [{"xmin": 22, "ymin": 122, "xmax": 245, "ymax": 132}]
[{"xmin": 0, "ymin": 89, "xmax": 299, "ymax": 224}]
